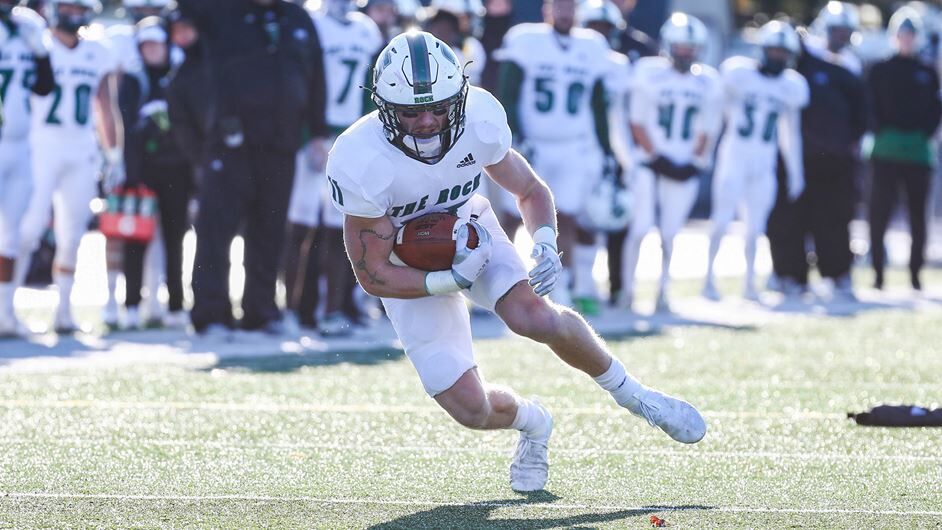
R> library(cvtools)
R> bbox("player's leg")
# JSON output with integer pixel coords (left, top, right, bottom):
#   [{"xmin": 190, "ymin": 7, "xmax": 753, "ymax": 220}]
[
  {"xmin": 742, "ymin": 169, "xmax": 778, "ymax": 299},
  {"xmin": 103, "ymin": 236, "xmax": 124, "ymax": 329},
  {"xmin": 141, "ymin": 220, "xmax": 166, "ymax": 325},
  {"xmin": 619, "ymin": 166, "xmax": 656, "ymax": 311},
  {"xmin": 283, "ymin": 150, "xmax": 321, "ymax": 329},
  {"xmin": 155, "ymin": 168, "xmax": 192, "ymax": 326},
  {"xmin": 868, "ymin": 160, "xmax": 896, "ymax": 290},
  {"xmin": 15, "ymin": 147, "xmax": 59, "ymax": 292},
  {"xmin": 50, "ymin": 154, "xmax": 98, "ymax": 333},
  {"xmin": 570, "ymin": 146, "xmax": 604, "ymax": 315},
  {"xmin": 0, "ymin": 142, "xmax": 33, "ymax": 335},
  {"xmin": 122, "ymin": 239, "xmax": 147, "ymax": 328},
  {"xmin": 704, "ymin": 157, "xmax": 744, "ymax": 300},
  {"xmin": 654, "ymin": 175, "xmax": 700, "ymax": 310},
  {"xmin": 320, "ymin": 167, "xmax": 359, "ymax": 336},
  {"xmin": 900, "ymin": 161, "xmax": 930, "ymax": 290}
]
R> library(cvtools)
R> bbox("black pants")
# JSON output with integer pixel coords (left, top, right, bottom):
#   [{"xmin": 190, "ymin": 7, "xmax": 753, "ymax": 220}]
[
  {"xmin": 190, "ymin": 146, "xmax": 295, "ymax": 331},
  {"xmin": 124, "ymin": 162, "xmax": 193, "ymax": 311},
  {"xmin": 869, "ymin": 159, "xmax": 931, "ymax": 281},
  {"xmin": 767, "ymin": 152, "xmax": 856, "ymax": 285},
  {"xmin": 606, "ymin": 228, "xmax": 627, "ymax": 299}
]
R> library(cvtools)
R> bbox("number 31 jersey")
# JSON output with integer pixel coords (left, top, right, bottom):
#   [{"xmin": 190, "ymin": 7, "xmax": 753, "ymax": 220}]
[
  {"xmin": 497, "ymin": 23, "xmax": 612, "ymax": 143},
  {"xmin": 313, "ymin": 12, "xmax": 383, "ymax": 131},
  {"xmin": 30, "ymin": 34, "xmax": 117, "ymax": 149},
  {"xmin": 629, "ymin": 56, "xmax": 723, "ymax": 163}
]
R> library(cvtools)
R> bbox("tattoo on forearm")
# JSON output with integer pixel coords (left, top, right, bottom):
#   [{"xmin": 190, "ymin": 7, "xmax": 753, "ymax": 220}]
[{"xmin": 354, "ymin": 227, "xmax": 395, "ymax": 287}]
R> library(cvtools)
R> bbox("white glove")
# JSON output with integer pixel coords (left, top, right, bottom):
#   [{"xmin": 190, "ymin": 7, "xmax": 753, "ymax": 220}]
[
  {"xmin": 11, "ymin": 7, "xmax": 49, "ymax": 58},
  {"xmin": 528, "ymin": 226, "xmax": 562, "ymax": 297},
  {"xmin": 451, "ymin": 219, "xmax": 492, "ymax": 288},
  {"xmin": 102, "ymin": 148, "xmax": 126, "ymax": 193},
  {"xmin": 424, "ymin": 219, "xmax": 492, "ymax": 295}
]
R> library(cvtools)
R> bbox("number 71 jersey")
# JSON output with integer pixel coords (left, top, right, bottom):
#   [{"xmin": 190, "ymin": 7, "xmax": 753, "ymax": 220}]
[
  {"xmin": 629, "ymin": 56, "xmax": 723, "ymax": 163},
  {"xmin": 30, "ymin": 34, "xmax": 117, "ymax": 149}
]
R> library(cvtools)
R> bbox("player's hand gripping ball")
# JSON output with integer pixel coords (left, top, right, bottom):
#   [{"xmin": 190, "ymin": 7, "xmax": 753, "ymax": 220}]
[{"xmin": 394, "ymin": 212, "xmax": 480, "ymax": 271}]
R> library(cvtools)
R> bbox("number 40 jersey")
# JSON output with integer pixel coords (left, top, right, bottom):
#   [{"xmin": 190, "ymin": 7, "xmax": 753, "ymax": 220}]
[
  {"xmin": 629, "ymin": 56, "xmax": 723, "ymax": 164},
  {"xmin": 313, "ymin": 11, "xmax": 383, "ymax": 131},
  {"xmin": 30, "ymin": 34, "xmax": 117, "ymax": 151}
]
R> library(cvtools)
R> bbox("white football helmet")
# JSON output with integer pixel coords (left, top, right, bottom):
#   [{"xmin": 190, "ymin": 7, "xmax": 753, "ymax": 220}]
[
  {"xmin": 373, "ymin": 31, "xmax": 467, "ymax": 164},
  {"xmin": 815, "ymin": 1, "xmax": 860, "ymax": 31},
  {"xmin": 578, "ymin": 0, "xmax": 625, "ymax": 31},
  {"xmin": 583, "ymin": 178, "xmax": 631, "ymax": 232},
  {"xmin": 660, "ymin": 12, "xmax": 708, "ymax": 71},
  {"xmin": 888, "ymin": 6, "xmax": 925, "ymax": 49},
  {"xmin": 46, "ymin": 0, "xmax": 101, "ymax": 32},
  {"xmin": 756, "ymin": 20, "xmax": 799, "ymax": 75},
  {"xmin": 431, "ymin": 0, "xmax": 484, "ymax": 18}
]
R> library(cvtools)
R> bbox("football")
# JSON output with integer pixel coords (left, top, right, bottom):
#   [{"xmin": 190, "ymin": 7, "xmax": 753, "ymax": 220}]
[{"xmin": 393, "ymin": 212, "xmax": 479, "ymax": 271}]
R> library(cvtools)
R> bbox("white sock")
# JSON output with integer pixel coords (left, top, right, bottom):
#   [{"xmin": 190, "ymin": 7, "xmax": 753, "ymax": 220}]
[
  {"xmin": 55, "ymin": 273, "xmax": 74, "ymax": 316},
  {"xmin": 0, "ymin": 283, "xmax": 13, "ymax": 319},
  {"xmin": 572, "ymin": 244, "xmax": 598, "ymax": 298},
  {"xmin": 511, "ymin": 397, "xmax": 550, "ymax": 440},
  {"xmin": 107, "ymin": 270, "xmax": 119, "ymax": 304},
  {"xmin": 593, "ymin": 357, "xmax": 644, "ymax": 408}
]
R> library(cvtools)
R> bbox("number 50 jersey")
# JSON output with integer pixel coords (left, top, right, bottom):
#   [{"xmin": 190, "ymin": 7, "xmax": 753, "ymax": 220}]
[
  {"xmin": 30, "ymin": 34, "xmax": 117, "ymax": 150},
  {"xmin": 629, "ymin": 56, "xmax": 723, "ymax": 164}
]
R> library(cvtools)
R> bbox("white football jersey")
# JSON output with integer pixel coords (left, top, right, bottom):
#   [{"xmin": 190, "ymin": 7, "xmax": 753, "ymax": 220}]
[
  {"xmin": 0, "ymin": 36, "xmax": 38, "ymax": 141},
  {"xmin": 629, "ymin": 56, "xmax": 723, "ymax": 163},
  {"xmin": 30, "ymin": 34, "xmax": 118, "ymax": 148},
  {"xmin": 717, "ymin": 57, "xmax": 809, "ymax": 165},
  {"xmin": 103, "ymin": 23, "xmax": 141, "ymax": 74},
  {"xmin": 313, "ymin": 12, "xmax": 383, "ymax": 131},
  {"xmin": 326, "ymin": 86, "xmax": 512, "ymax": 228},
  {"xmin": 497, "ymin": 24, "xmax": 613, "ymax": 142}
]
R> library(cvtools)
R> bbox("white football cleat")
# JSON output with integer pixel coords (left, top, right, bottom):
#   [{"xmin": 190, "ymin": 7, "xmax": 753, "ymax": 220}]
[
  {"xmin": 510, "ymin": 402, "xmax": 553, "ymax": 492},
  {"xmin": 124, "ymin": 306, "xmax": 141, "ymax": 330},
  {"xmin": 162, "ymin": 310, "xmax": 188, "ymax": 329},
  {"xmin": 53, "ymin": 309, "xmax": 79, "ymax": 335},
  {"xmin": 0, "ymin": 314, "xmax": 29, "ymax": 339},
  {"xmin": 102, "ymin": 299, "xmax": 120, "ymax": 330},
  {"xmin": 625, "ymin": 387, "xmax": 706, "ymax": 444},
  {"xmin": 654, "ymin": 289, "xmax": 671, "ymax": 314}
]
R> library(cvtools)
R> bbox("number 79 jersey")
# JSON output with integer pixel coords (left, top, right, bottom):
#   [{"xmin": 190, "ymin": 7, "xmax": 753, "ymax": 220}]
[
  {"xmin": 629, "ymin": 56, "xmax": 723, "ymax": 163},
  {"xmin": 30, "ymin": 34, "xmax": 117, "ymax": 149},
  {"xmin": 313, "ymin": 12, "xmax": 383, "ymax": 131},
  {"xmin": 497, "ymin": 23, "xmax": 612, "ymax": 143}
]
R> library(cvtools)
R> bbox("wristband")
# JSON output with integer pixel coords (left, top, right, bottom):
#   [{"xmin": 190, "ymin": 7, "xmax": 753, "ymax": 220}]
[
  {"xmin": 531, "ymin": 225, "xmax": 557, "ymax": 251},
  {"xmin": 424, "ymin": 270, "xmax": 462, "ymax": 296}
]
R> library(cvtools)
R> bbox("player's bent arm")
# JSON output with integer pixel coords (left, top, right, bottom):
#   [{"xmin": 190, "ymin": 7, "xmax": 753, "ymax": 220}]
[
  {"xmin": 342, "ymin": 214, "xmax": 432, "ymax": 300},
  {"xmin": 484, "ymin": 148, "xmax": 556, "ymax": 235},
  {"xmin": 95, "ymin": 72, "xmax": 123, "ymax": 152},
  {"xmin": 630, "ymin": 124, "xmax": 655, "ymax": 156}
]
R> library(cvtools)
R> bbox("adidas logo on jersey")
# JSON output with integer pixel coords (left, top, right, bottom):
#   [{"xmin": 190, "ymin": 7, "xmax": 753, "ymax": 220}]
[{"xmin": 456, "ymin": 153, "xmax": 476, "ymax": 168}]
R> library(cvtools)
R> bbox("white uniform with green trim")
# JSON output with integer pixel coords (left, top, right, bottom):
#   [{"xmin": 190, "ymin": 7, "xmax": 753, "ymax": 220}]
[
  {"xmin": 711, "ymin": 56, "xmax": 808, "ymax": 237},
  {"xmin": 288, "ymin": 11, "xmax": 383, "ymax": 229},
  {"xmin": 496, "ymin": 23, "xmax": 613, "ymax": 216},
  {"xmin": 21, "ymin": 33, "xmax": 118, "ymax": 269},
  {"xmin": 326, "ymin": 87, "xmax": 527, "ymax": 396}
]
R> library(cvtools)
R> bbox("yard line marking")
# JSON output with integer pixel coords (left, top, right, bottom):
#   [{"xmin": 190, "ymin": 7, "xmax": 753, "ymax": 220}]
[
  {"xmin": 0, "ymin": 399, "xmax": 845, "ymax": 420},
  {"xmin": 0, "ymin": 437, "xmax": 937, "ymax": 463},
  {"xmin": 2, "ymin": 492, "xmax": 941, "ymax": 517}
]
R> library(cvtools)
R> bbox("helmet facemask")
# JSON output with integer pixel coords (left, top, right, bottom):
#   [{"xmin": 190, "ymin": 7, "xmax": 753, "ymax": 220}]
[
  {"xmin": 374, "ymin": 80, "xmax": 468, "ymax": 164},
  {"xmin": 52, "ymin": 2, "xmax": 94, "ymax": 33}
]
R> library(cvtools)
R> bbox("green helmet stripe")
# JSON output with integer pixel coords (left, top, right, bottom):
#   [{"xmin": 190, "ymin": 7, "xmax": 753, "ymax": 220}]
[{"xmin": 406, "ymin": 33, "xmax": 433, "ymax": 96}]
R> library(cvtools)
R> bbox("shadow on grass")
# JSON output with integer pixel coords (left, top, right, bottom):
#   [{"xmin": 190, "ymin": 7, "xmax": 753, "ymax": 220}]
[
  {"xmin": 201, "ymin": 347, "xmax": 405, "ymax": 373},
  {"xmin": 368, "ymin": 491, "xmax": 713, "ymax": 529}
]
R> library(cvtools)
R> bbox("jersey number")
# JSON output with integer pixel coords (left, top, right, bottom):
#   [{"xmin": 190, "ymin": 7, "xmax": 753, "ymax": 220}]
[
  {"xmin": 737, "ymin": 103, "xmax": 779, "ymax": 142},
  {"xmin": 45, "ymin": 83, "xmax": 93, "ymax": 126},
  {"xmin": 0, "ymin": 68, "xmax": 13, "ymax": 102},
  {"xmin": 326, "ymin": 175, "xmax": 345, "ymax": 206},
  {"xmin": 657, "ymin": 103, "xmax": 698, "ymax": 140},
  {"xmin": 337, "ymin": 59, "xmax": 359, "ymax": 105},
  {"xmin": 534, "ymin": 77, "xmax": 585, "ymax": 115}
]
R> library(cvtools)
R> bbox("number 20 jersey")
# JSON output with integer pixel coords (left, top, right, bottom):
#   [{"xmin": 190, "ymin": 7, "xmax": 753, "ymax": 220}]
[
  {"xmin": 629, "ymin": 56, "xmax": 723, "ymax": 163},
  {"xmin": 313, "ymin": 11, "xmax": 383, "ymax": 131},
  {"xmin": 497, "ymin": 23, "xmax": 612, "ymax": 143},
  {"xmin": 30, "ymin": 34, "xmax": 116, "ymax": 150}
]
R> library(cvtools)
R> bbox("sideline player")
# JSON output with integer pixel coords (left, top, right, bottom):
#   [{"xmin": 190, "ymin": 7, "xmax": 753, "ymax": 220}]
[
  {"xmin": 327, "ymin": 31, "xmax": 705, "ymax": 492},
  {"xmin": 284, "ymin": 0, "xmax": 382, "ymax": 334},
  {"xmin": 15, "ymin": 0, "xmax": 122, "ymax": 333},
  {"xmin": 495, "ymin": 0, "xmax": 614, "ymax": 309},
  {"xmin": 621, "ymin": 13, "xmax": 722, "ymax": 313},
  {"xmin": 0, "ymin": 1, "xmax": 55, "ymax": 337},
  {"xmin": 703, "ymin": 21, "xmax": 808, "ymax": 301}
]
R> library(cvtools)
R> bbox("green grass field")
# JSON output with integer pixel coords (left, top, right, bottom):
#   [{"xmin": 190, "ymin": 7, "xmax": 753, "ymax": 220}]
[{"xmin": 1, "ymin": 273, "xmax": 941, "ymax": 528}]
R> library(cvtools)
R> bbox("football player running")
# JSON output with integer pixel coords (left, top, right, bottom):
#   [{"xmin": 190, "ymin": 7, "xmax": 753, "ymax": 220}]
[
  {"xmin": 495, "ymin": 0, "xmax": 615, "ymax": 310},
  {"xmin": 702, "ymin": 21, "xmax": 808, "ymax": 301},
  {"xmin": 327, "ymin": 31, "xmax": 706, "ymax": 492},
  {"xmin": 621, "ymin": 13, "xmax": 722, "ymax": 313},
  {"xmin": 14, "ymin": 0, "xmax": 122, "ymax": 333},
  {"xmin": 0, "ymin": 0, "xmax": 55, "ymax": 337}
]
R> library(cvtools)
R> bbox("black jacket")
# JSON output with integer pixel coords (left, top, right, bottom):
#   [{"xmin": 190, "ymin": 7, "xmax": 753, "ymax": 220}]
[
  {"xmin": 119, "ymin": 63, "xmax": 190, "ymax": 186},
  {"xmin": 868, "ymin": 55, "xmax": 941, "ymax": 136},
  {"xmin": 796, "ymin": 45, "xmax": 869, "ymax": 158},
  {"xmin": 167, "ymin": 41, "xmax": 214, "ymax": 167},
  {"xmin": 178, "ymin": 0, "xmax": 327, "ymax": 153},
  {"xmin": 617, "ymin": 27, "xmax": 658, "ymax": 63}
]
